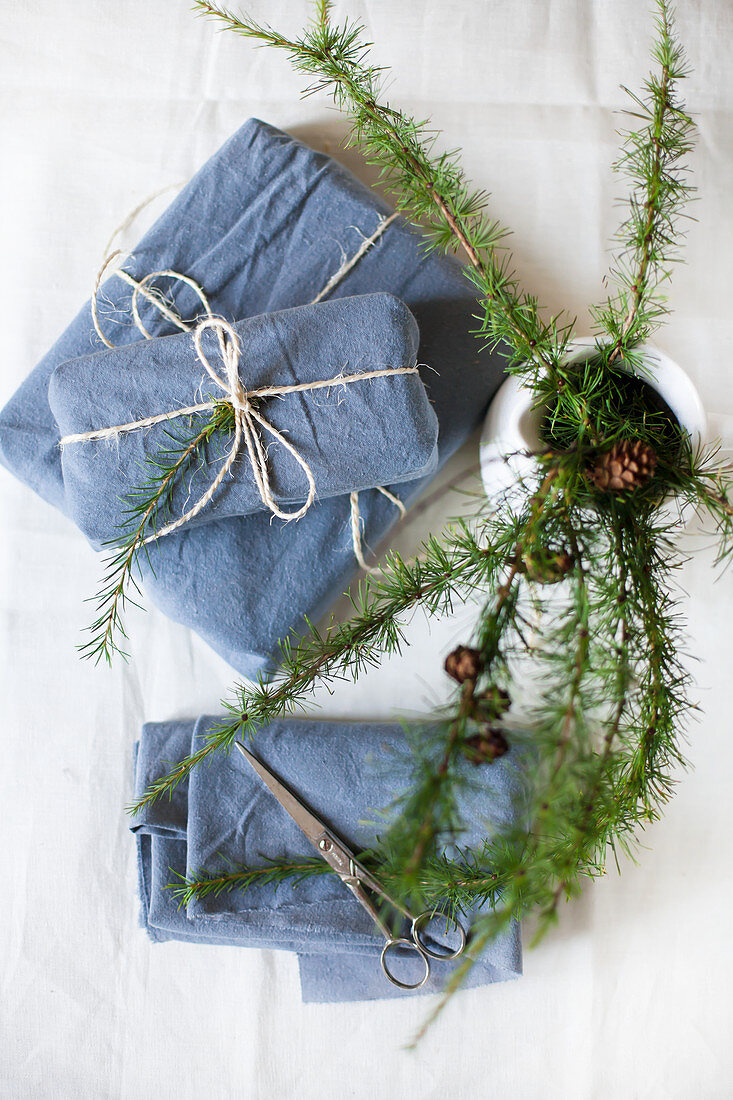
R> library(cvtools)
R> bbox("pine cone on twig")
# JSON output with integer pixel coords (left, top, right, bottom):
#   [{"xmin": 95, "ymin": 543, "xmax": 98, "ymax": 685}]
[
  {"xmin": 463, "ymin": 728, "xmax": 509, "ymax": 765},
  {"xmin": 588, "ymin": 439, "xmax": 658, "ymax": 493},
  {"xmin": 475, "ymin": 685, "xmax": 512, "ymax": 721},
  {"xmin": 519, "ymin": 547, "xmax": 575, "ymax": 584},
  {"xmin": 444, "ymin": 646, "xmax": 482, "ymax": 683}
]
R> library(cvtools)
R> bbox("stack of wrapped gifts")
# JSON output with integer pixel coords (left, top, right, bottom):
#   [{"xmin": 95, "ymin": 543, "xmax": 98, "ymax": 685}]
[{"xmin": 0, "ymin": 118, "xmax": 505, "ymax": 678}]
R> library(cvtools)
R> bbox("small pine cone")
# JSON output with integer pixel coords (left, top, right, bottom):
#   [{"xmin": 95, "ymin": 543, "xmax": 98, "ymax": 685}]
[
  {"xmin": 463, "ymin": 728, "xmax": 509, "ymax": 765},
  {"xmin": 475, "ymin": 685, "xmax": 512, "ymax": 721},
  {"xmin": 444, "ymin": 646, "xmax": 483, "ymax": 684},
  {"xmin": 521, "ymin": 549, "xmax": 574, "ymax": 584},
  {"xmin": 589, "ymin": 439, "xmax": 658, "ymax": 493}
]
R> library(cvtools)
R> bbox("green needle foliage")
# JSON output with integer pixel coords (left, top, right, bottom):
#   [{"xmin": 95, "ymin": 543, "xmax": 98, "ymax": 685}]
[
  {"xmin": 168, "ymin": 856, "xmax": 333, "ymax": 907},
  {"xmin": 194, "ymin": 0, "xmax": 574, "ymax": 385},
  {"xmin": 81, "ymin": 400, "xmax": 235, "ymax": 663},
  {"xmin": 592, "ymin": 4, "xmax": 696, "ymax": 367},
  {"xmin": 119, "ymin": 0, "xmax": 733, "ymax": 1035}
]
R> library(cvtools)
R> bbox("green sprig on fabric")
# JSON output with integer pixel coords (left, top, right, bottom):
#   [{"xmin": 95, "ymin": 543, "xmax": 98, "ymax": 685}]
[
  {"xmin": 81, "ymin": 400, "xmax": 235, "ymax": 664},
  {"xmin": 167, "ymin": 856, "xmax": 333, "ymax": 907}
]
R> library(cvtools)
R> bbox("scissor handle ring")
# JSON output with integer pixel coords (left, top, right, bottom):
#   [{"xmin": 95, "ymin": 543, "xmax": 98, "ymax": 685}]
[
  {"xmin": 411, "ymin": 911, "xmax": 467, "ymax": 961},
  {"xmin": 380, "ymin": 938, "xmax": 431, "ymax": 990}
]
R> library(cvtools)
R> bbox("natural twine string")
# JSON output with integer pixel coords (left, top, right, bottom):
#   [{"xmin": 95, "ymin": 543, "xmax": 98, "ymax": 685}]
[
  {"xmin": 309, "ymin": 213, "xmax": 398, "ymax": 305},
  {"xmin": 350, "ymin": 487, "xmax": 406, "ymax": 571},
  {"xmin": 65, "ymin": 207, "xmax": 415, "ymax": 560}
]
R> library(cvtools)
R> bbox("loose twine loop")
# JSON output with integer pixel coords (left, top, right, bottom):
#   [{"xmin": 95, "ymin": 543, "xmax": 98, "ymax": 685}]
[{"xmin": 62, "ymin": 204, "xmax": 410, "ymax": 565}]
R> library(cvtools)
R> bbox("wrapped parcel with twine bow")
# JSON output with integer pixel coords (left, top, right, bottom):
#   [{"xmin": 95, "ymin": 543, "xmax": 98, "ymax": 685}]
[
  {"xmin": 49, "ymin": 294, "xmax": 438, "ymax": 545},
  {"xmin": 0, "ymin": 119, "xmax": 507, "ymax": 677}
]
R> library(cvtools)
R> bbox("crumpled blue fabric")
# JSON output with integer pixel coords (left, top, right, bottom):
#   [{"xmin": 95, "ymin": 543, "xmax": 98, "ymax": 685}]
[
  {"xmin": 132, "ymin": 716, "xmax": 523, "ymax": 1003},
  {"xmin": 49, "ymin": 294, "xmax": 438, "ymax": 544},
  {"xmin": 0, "ymin": 118, "xmax": 507, "ymax": 677}
]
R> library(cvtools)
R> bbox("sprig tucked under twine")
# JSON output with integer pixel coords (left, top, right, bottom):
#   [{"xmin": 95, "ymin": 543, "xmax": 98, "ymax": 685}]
[
  {"xmin": 61, "ymin": 313, "xmax": 418, "ymax": 535},
  {"xmin": 73, "ymin": 202, "xmax": 416, "ymax": 660}
]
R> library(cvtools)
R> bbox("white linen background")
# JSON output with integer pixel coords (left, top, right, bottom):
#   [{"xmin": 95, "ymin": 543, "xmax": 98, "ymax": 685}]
[{"xmin": 1, "ymin": 1, "xmax": 732, "ymax": 1096}]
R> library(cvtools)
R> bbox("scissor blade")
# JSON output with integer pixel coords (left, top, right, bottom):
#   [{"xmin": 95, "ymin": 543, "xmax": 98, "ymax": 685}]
[{"xmin": 235, "ymin": 742, "xmax": 330, "ymax": 850}]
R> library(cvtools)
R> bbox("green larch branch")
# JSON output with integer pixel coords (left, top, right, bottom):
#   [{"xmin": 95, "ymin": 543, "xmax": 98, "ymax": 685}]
[{"xmin": 594, "ymin": 0, "xmax": 696, "ymax": 362}]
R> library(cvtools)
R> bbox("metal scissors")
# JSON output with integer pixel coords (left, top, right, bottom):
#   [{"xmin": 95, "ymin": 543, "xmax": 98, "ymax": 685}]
[{"xmin": 235, "ymin": 742, "xmax": 467, "ymax": 990}]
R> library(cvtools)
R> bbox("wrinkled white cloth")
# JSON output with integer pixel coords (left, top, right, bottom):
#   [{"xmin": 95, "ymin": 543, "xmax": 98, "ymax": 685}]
[{"xmin": 1, "ymin": 1, "xmax": 733, "ymax": 1097}]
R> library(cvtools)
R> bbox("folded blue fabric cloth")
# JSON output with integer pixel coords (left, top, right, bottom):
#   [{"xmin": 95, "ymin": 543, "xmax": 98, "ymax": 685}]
[
  {"xmin": 50, "ymin": 294, "xmax": 438, "ymax": 543},
  {"xmin": 0, "ymin": 119, "xmax": 506, "ymax": 676},
  {"xmin": 132, "ymin": 716, "xmax": 523, "ymax": 1003}
]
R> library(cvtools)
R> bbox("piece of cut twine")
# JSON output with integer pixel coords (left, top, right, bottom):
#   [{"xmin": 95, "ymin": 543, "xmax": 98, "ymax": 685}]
[
  {"xmin": 65, "ymin": 204, "xmax": 411, "ymax": 563},
  {"xmin": 349, "ymin": 487, "xmax": 406, "ymax": 570}
]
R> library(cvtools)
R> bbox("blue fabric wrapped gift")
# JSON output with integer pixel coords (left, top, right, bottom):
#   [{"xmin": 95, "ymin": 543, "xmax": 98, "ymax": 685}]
[
  {"xmin": 49, "ymin": 294, "xmax": 438, "ymax": 544},
  {"xmin": 0, "ymin": 119, "xmax": 506, "ymax": 676},
  {"xmin": 132, "ymin": 716, "xmax": 523, "ymax": 1003}
]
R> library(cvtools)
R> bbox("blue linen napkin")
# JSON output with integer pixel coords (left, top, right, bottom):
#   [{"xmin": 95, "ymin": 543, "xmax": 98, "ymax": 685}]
[
  {"xmin": 132, "ymin": 716, "xmax": 523, "ymax": 1003},
  {"xmin": 49, "ymin": 294, "xmax": 438, "ymax": 544},
  {"xmin": 0, "ymin": 119, "xmax": 507, "ymax": 677}
]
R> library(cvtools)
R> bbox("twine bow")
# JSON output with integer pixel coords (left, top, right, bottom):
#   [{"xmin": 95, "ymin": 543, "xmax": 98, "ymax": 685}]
[{"xmin": 187, "ymin": 316, "xmax": 316, "ymax": 528}]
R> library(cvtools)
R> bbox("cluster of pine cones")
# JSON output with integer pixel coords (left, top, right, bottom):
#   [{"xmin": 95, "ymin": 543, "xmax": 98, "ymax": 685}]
[{"xmin": 444, "ymin": 646, "xmax": 510, "ymax": 765}]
